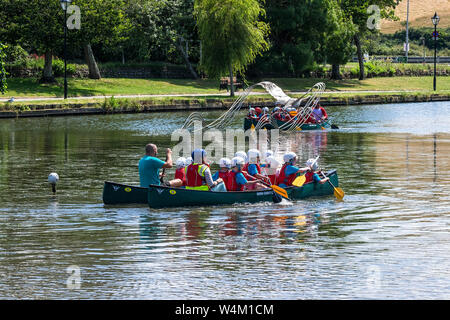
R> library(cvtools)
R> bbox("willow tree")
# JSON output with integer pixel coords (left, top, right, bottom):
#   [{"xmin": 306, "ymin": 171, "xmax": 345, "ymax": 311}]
[
  {"xmin": 0, "ymin": 43, "xmax": 7, "ymax": 94},
  {"xmin": 194, "ymin": 0, "xmax": 269, "ymax": 96}
]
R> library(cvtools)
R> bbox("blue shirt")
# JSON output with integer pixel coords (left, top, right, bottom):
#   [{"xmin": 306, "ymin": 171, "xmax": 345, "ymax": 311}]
[
  {"xmin": 247, "ymin": 164, "xmax": 259, "ymax": 176},
  {"xmin": 312, "ymin": 173, "xmax": 321, "ymax": 182},
  {"xmin": 235, "ymin": 172, "xmax": 248, "ymax": 187},
  {"xmin": 138, "ymin": 156, "xmax": 165, "ymax": 187}
]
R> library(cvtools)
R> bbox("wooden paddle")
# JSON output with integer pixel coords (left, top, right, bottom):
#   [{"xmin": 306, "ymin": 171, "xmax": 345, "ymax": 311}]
[{"xmin": 320, "ymin": 171, "xmax": 344, "ymax": 201}]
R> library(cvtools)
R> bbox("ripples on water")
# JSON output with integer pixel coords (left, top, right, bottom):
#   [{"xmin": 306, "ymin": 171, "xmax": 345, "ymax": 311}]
[{"xmin": 0, "ymin": 101, "xmax": 449, "ymax": 299}]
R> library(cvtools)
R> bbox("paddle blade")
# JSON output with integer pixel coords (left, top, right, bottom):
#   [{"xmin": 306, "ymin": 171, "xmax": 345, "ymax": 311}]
[
  {"xmin": 272, "ymin": 192, "xmax": 282, "ymax": 203},
  {"xmin": 334, "ymin": 187, "xmax": 345, "ymax": 201},
  {"xmin": 292, "ymin": 175, "xmax": 306, "ymax": 187},
  {"xmin": 271, "ymin": 185, "xmax": 289, "ymax": 200}
]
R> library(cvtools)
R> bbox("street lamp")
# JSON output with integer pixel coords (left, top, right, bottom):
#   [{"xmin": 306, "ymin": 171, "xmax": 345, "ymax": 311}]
[
  {"xmin": 431, "ymin": 12, "xmax": 440, "ymax": 91},
  {"xmin": 60, "ymin": 0, "xmax": 71, "ymax": 99}
]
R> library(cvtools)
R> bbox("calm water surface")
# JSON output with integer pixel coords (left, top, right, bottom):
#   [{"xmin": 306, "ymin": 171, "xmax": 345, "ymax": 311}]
[{"xmin": 0, "ymin": 101, "xmax": 449, "ymax": 299}]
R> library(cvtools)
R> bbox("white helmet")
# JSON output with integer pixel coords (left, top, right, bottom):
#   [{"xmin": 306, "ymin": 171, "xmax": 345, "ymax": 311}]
[
  {"xmin": 192, "ymin": 148, "xmax": 207, "ymax": 163},
  {"xmin": 306, "ymin": 158, "xmax": 319, "ymax": 171},
  {"xmin": 185, "ymin": 156, "xmax": 193, "ymax": 166},
  {"xmin": 273, "ymin": 107, "xmax": 280, "ymax": 112},
  {"xmin": 176, "ymin": 157, "xmax": 186, "ymax": 168},
  {"xmin": 231, "ymin": 156, "xmax": 245, "ymax": 168},
  {"xmin": 266, "ymin": 156, "xmax": 280, "ymax": 168},
  {"xmin": 234, "ymin": 151, "xmax": 247, "ymax": 163},
  {"xmin": 219, "ymin": 158, "xmax": 231, "ymax": 169},
  {"xmin": 247, "ymin": 149, "xmax": 260, "ymax": 164},
  {"xmin": 264, "ymin": 150, "xmax": 274, "ymax": 159},
  {"xmin": 283, "ymin": 152, "xmax": 297, "ymax": 164},
  {"xmin": 249, "ymin": 107, "xmax": 255, "ymax": 113},
  {"xmin": 263, "ymin": 107, "xmax": 269, "ymax": 114}
]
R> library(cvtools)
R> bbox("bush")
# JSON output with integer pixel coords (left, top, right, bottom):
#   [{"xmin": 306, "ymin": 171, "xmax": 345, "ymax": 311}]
[{"xmin": 4, "ymin": 44, "xmax": 29, "ymax": 63}]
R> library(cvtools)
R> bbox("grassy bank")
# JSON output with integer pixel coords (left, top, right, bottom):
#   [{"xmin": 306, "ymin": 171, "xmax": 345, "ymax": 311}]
[{"xmin": 1, "ymin": 76, "xmax": 450, "ymax": 100}]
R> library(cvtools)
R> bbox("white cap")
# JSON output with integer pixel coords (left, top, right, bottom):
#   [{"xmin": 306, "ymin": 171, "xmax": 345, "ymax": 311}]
[
  {"xmin": 219, "ymin": 158, "xmax": 231, "ymax": 168},
  {"xmin": 266, "ymin": 156, "xmax": 280, "ymax": 168},
  {"xmin": 231, "ymin": 156, "xmax": 245, "ymax": 168},
  {"xmin": 247, "ymin": 149, "xmax": 260, "ymax": 164},
  {"xmin": 185, "ymin": 156, "xmax": 193, "ymax": 166},
  {"xmin": 234, "ymin": 151, "xmax": 247, "ymax": 163},
  {"xmin": 306, "ymin": 158, "xmax": 319, "ymax": 171},
  {"xmin": 176, "ymin": 157, "xmax": 186, "ymax": 168},
  {"xmin": 264, "ymin": 150, "xmax": 274, "ymax": 159},
  {"xmin": 283, "ymin": 152, "xmax": 297, "ymax": 164}
]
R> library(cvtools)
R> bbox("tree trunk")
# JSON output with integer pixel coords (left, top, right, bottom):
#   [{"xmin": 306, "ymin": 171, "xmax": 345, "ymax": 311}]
[
  {"xmin": 354, "ymin": 34, "xmax": 364, "ymax": 80},
  {"xmin": 331, "ymin": 64, "xmax": 342, "ymax": 80},
  {"xmin": 176, "ymin": 38, "xmax": 198, "ymax": 79},
  {"xmin": 84, "ymin": 44, "xmax": 101, "ymax": 79},
  {"xmin": 229, "ymin": 64, "xmax": 234, "ymax": 97},
  {"xmin": 41, "ymin": 51, "xmax": 55, "ymax": 83}
]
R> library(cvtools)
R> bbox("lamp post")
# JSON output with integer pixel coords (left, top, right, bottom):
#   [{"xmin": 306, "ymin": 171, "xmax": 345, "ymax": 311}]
[
  {"xmin": 60, "ymin": 0, "xmax": 71, "ymax": 99},
  {"xmin": 431, "ymin": 12, "xmax": 440, "ymax": 91}
]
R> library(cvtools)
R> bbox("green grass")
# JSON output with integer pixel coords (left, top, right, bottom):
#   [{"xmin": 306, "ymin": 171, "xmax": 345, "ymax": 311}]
[{"xmin": 1, "ymin": 76, "xmax": 449, "ymax": 100}]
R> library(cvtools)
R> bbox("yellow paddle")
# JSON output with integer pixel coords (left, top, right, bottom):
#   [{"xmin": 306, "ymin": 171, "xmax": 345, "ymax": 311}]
[
  {"xmin": 320, "ymin": 171, "xmax": 345, "ymax": 201},
  {"xmin": 259, "ymin": 180, "xmax": 290, "ymax": 201},
  {"xmin": 292, "ymin": 175, "xmax": 306, "ymax": 187}
]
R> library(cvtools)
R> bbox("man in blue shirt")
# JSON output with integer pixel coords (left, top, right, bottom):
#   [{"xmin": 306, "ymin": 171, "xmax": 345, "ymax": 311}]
[{"xmin": 139, "ymin": 143, "xmax": 174, "ymax": 187}]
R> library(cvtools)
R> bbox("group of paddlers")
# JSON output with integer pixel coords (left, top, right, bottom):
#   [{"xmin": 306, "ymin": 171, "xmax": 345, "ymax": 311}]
[
  {"xmin": 139, "ymin": 144, "xmax": 329, "ymax": 192},
  {"xmin": 247, "ymin": 103, "xmax": 328, "ymax": 124}
]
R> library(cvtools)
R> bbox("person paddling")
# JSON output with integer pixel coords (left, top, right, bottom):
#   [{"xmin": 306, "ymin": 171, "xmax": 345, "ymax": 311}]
[
  {"xmin": 312, "ymin": 103, "xmax": 328, "ymax": 123},
  {"xmin": 139, "ymin": 143, "xmax": 183, "ymax": 188},
  {"xmin": 226, "ymin": 157, "xmax": 264, "ymax": 191},
  {"xmin": 304, "ymin": 158, "xmax": 330, "ymax": 185},
  {"xmin": 276, "ymin": 152, "xmax": 309, "ymax": 188},
  {"xmin": 244, "ymin": 149, "xmax": 270, "ymax": 184},
  {"xmin": 185, "ymin": 149, "xmax": 223, "ymax": 191}
]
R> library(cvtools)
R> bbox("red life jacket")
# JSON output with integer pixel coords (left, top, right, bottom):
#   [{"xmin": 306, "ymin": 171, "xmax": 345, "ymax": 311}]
[
  {"xmin": 226, "ymin": 171, "xmax": 244, "ymax": 191},
  {"xmin": 185, "ymin": 164, "xmax": 205, "ymax": 187},
  {"xmin": 243, "ymin": 163, "xmax": 261, "ymax": 175},
  {"xmin": 217, "ymin": 170, "xmax": 229, "ymax": 187},
  {"xmin": 268, "ymin": 174, "xmax": 276, "ymax": 185},
  {"xmin": 175, "ymin": 167, "xmax": 186, "ymax": 185},
  {"xmin": 304, "ymin": 171, "xmax": 315, "ymax": 184},
  {"xmin": 276, "ymin": 163, "xmax": 297, "ymax": 186}
]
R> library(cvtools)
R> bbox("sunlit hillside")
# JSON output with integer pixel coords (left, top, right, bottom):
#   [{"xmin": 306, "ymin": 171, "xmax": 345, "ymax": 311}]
[{"xmin": 381, "ymin": 0, "xmax": 450, "ymax": 33}]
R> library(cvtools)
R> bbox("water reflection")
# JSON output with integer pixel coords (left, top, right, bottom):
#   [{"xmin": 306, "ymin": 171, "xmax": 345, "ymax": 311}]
[{"xmin": 1, "ymin": 102, "xmax": 450, "ymax": 299}]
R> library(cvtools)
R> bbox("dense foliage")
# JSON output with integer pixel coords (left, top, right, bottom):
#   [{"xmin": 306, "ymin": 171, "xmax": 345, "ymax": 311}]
[
  {"xmin": 0, "ymin": 43, "xmax": 7, "ymax": 94},
  {"xmin": 0, "ymin": 0, "xmax": 447, "ymax": 80}
]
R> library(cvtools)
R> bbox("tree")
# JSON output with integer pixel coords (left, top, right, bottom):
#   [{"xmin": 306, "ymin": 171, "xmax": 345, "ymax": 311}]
[
  {"xmin": 259, "ymin": 0, "xmax": 333, "ymax": 77},
  {"xmin": 72, "ymin": 0, "xmax": 130, "ymax": 79},
  {"xmin": 324, "ymin": 1, "xmax": 356, "ymax": 79},
  {"xmin": 0, "ymin": 43, "xmax": 7, "ymax": 94},
  {"xmin": 125, "ymin": 0, "xmax": 199, "ymax": 78},
  {"xmin": 338, "ymin": 0, "xmax": 398, "ymax": 80},
  {"xmin": 194, "ymin": 0, "xmax": 269, "ymax": 96}
]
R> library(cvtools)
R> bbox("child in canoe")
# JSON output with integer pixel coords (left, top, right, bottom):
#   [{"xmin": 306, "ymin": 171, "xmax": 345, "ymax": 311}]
[
  {"xmin": 174, "ymin": 157, "xmax": 187, "ymax": 186},
  {"xmin": 244, "ymin": 149, "xmax": 271, "ymax": 185},
  {"xmin": 304, "ymin": 158, "xmax": 330, "ymax": 185},
  {"xmin": 276, "ymin": 152, "xmax": 310, "ymax": 188},
  {"xmin": 213, "ymin": 158, "xmax": 231, "ymax": 189},
  {"xmin": 226, "ymin": 157, "xmax": 266, "ymax": 191}
]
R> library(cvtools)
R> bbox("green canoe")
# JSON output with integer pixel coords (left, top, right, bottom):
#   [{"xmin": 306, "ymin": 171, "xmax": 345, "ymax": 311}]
[
  {"xmin": 103, "ymin": 181, "xmax": 148, "ymax": 205},
  {"xmin": 147, "ymin": 170, "xmax": 339, "ymax": 209},
  {"xmin": 243, "ymin": 117, "xmax": 331, "ymax": 131}
]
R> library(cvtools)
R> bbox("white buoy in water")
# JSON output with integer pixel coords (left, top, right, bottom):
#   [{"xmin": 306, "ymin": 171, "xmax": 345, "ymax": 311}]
[{"xmin": 48, "ymin": 172, "xmax": 59, "ymax": 194}]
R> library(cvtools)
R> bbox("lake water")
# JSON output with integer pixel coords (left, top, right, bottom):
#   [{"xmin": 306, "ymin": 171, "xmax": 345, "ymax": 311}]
[{"xmin": 0, "ymin": 101, "xmax": 449, "ymax": 299}]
